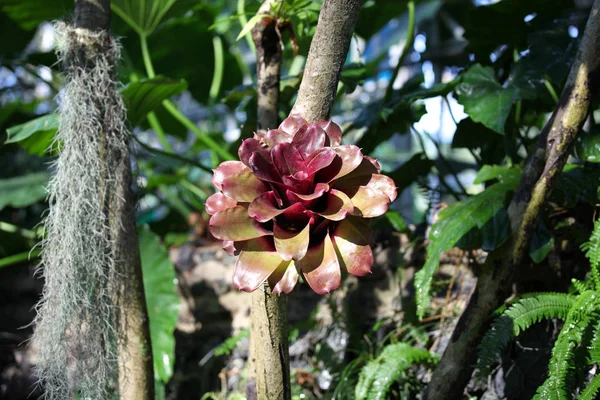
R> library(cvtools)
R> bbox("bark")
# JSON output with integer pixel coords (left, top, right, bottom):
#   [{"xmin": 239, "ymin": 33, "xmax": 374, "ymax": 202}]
[
  {"xmin": 291, "ymin": 0, "xmax": 363, "ymax": 122},
  {"xmin": 246, "ymin": 3, "xmax": 289, "ymax": 400},
  {"xmin": 73, "ymin": 1, "xmax": 155, "ymax": 398},
  {"xmin": 424, "ymin": 3, "xmax": 600, "ymax": 399}
]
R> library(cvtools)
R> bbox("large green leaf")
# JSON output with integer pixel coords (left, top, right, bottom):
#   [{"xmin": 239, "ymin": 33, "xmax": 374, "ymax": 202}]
[
  {"xmin": 414, "ymin": 181, "xmax": 518, "ymax": 318},
  {"xmin": 2, "ymin": 0, "xmax": 71, "ymax": 30},
  {"xmin": 6, "ymin": 114, "xmax": 58, "ymax": 153},
  {"xmin": 121, "ymin": 76, "xmax": 187, "ymax": 126},
  {"xmin": 576, "ymin": 129, "xmax": 600, "ymax": 163},
  {"xmin": 111, "ymin": 0, "xmax": 180, "ymax": 36},
  {"xmin": 0, "ymin": 173, "xmax": 49, "ymax": 210},
  {"xmin": 455, "ymin": 64, "xmax": 518, "ymax": 134},
  {"xmin": 139, "ymin": 227, "xmax": 180, "ymax": 383}
]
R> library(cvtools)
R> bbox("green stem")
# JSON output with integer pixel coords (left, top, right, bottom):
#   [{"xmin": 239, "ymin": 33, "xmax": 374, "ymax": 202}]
[
  {"xmin": 544, "ymin": 78, "xmax": 560, "ymax": 104},
  {"xmin": 237, "ymin": 0, "xmax": 256, "ymax": 52},
  {"xmin": 0, "ymin": 249, "xmax": 41, "ymax": 269},
  {"xmin": 147, "ymin": 112, "xmax": 173, "ymax": 152},
  {"xmin": 139, "ymin": 33, "xmax": 235, "ymax": 161},
  {"xmin": 209, "ymin": 36, "xmax": 224, "ymax": 101},
  {"xmin": 0, "ymin": 221, "xmax": 38, "ymax": 239},
  {"xmin": 132, "ymin": 135, "xmax": 213, "ymax": 173},
  {"xmin": 383, "ymin": 1, "xmax": 416, "ymax": 104}
]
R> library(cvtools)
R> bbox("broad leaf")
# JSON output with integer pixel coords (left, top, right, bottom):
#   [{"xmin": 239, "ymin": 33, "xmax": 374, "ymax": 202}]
[
  {"xmin": 529, "ymin": 221, "xmax": 554, "ymax": 264},
  {"xmin": 111, "ymin": 0, "xmax": 180, "ymax": 36},
  {"xmin": 456, "ymin": 64, "xmax": 517, "ymax": 134},
  {"xmin": 474, "ymin": 165, "xmax": 522, "ymax": 186},
  {"xmin": 121, "ymin": 76, "xmax": 187, "ymax": 126},
  {"xmin": 415, "ymin": 181, "xmax": 518, "ymax": 318},
  {"xmin": 139, "ymin": 227, "xmax": 180, "ymax": 383},
  {"xmin": 0, "ymin": 173, "xmax": 49, "ymax": 210},
  {"xmin": 2, "ymin": 0, "xmax": 71, "ymax": 30},
  {"xmin": 576, "ymin": 129, "xmax": 600, "ymax": 163},
  {"xmin": 6, "ymin": 114, "xmax": 58, "ymax": 155}
]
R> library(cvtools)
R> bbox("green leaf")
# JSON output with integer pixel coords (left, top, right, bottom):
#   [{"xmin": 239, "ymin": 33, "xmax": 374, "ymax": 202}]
[
  {"xmin": 111, "ymin": 0, "xmax": 180, "ymax": 36},
  {"xmin": 0, "ymin": 173, "xmax": 49, "ymax": 211},
  {"xmin": 385, "ymin": 211, "xmax": 408, "ymax": 233},
  {"xmin": 2, "ymin": 0, "xmax": 72, "ymax": 30},
  {"xmin": 473, "ymin": 164, "xmax": 522, "ymax": 186},
  {"xmin": 121, "ymin": 76, "xmax": 187, "ymax": 126},
  {"xmin": 139, "ymin": 227, "xmax": 180, "ymax": 383},
  {"xmin": 576, "ymin": 129, "xmax": 600, "ymax": 163},
  {"xmin": 529, "ymin": 221, "xmax": 554, "ymax": 264},
  {"xmin": 6, "ymin": 113, "xmax": 58, "ymax": 143},
  {"xmin": 355, "ymin": 342, "xmax": 434, "ymax": 400},
  {"xmin": 236, "ymin": 13, "xmax": 264, "ymax": 41},
  {"xmin": 480, "ymin": 208, "xmax": 511, "ymax": 252},
  {"xmin": 415, "ymin": 181, "xmax": 517, "ymax": 318},
  {"xmin": 456, "ymin": 64, "xmax": 517, "ymax": 134}
]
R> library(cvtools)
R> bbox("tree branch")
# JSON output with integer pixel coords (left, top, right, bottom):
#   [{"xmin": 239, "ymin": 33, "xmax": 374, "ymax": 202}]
[
  {"xmin": 424, "ymin": 3, "xmax": 600, "ymax": 399},
  {"xmin": 291, "ymin": 0, "xmax": 363, "ymax": 122},
  {"xmin": 247, "ymin": 2, "xmax": 289, "ymax": 400}
]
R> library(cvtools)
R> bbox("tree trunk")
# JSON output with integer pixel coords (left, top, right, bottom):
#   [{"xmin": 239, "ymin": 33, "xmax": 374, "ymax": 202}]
[{"xmin": 424, "ymin": 2, "xmax": 600, "ymax": 398}]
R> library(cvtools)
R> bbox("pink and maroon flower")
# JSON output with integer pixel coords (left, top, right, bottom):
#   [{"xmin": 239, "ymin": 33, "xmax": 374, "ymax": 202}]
[{"xmin": 206, "ymin": 115, "xmax": 397, "ymax": 295}]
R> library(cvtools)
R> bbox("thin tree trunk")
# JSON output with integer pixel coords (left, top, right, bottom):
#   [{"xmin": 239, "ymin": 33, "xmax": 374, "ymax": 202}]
[
  {"xmin": 424, "ymin": 3, "xmax": 600, "ymax": 399},
  {"xmin": 247, "ymin": 3, "xmax": 289, "ymax": 400},
  {"xmin": 73, "ymin": 1, "xmax": 155, "ymax": 398}
]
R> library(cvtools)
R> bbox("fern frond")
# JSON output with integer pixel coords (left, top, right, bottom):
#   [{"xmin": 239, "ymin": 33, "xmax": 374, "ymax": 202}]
[
  {"xmin": 534, "ymin": 291, "xmax": 599, "ymax": 400},
  {"xmin": 578, "ymin": 374, "xmax": 600, "ymax": 400},
  {"xmin": 581, "ymin": 218, "xmax": 600, "ymax": 290},
  {"xmin": 589, "ymin": 320, "xmax": 600, "ymax": 364},
  {"xmin": 572, "ymin": 278, "xmax": 592, "ymax": 295},
  {"xmin": 476, "ymin": 293, "xmax": 575, "ymax": 378},
  {"xmin": 355, "ymin": 343, "xmax": 434, "ymax": 400}
]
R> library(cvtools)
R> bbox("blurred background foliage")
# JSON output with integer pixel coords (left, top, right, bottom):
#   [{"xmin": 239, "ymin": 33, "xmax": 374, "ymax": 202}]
[{"xmin": 1, "ymin": 0, "xmax": 600, "ymax": 399}]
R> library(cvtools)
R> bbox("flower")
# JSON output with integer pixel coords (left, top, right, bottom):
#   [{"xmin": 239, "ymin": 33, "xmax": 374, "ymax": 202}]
[{"xmin": 206, "ymin": 114, "xmax": 397, "ymax": 295}]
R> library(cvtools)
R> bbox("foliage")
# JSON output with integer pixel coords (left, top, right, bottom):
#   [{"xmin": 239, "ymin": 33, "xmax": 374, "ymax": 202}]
[{"xmin": 355, "ymin": 342, "xmax": 434, "ymax": 400}]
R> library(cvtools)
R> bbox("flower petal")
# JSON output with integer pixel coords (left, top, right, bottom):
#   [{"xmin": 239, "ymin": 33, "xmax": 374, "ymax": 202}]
[
  {"xmin": 248, "ymin": 191, "xmax": 286, "ymax": 222},
  {"xmin": 292, "ymin": 124, "xmax": 326, "ymax": 158},
  {"xmin": 274, "ymin": 219, "xmax": 311, "ymax": 261},
  {"xmin": 233, "ymin": 236, "xmax": 285, "ymax": 292},
  {"xmin": 297, "ymin": 233, "xmax": 341, "ymax": 294},
  {"xmin": 249, "ymin": 151, "xmax": 281, "ymax": 183},
  {"xmin": 213, "ymin": 161, "xmax": 268, "ymax": 202},
  {"xmin": 286, "ymin": 183, "xmax": 329, "ymax": 202},
  {"xmin": 317, "ymin": 120, "xmax": 342, "ymax": 146},
  {"xmin": 279, "ymin": 114, "xmax": 307, "ymax": 135},
  {"xmin": 315, "ymin": 145, "xmax": 363, "ymax": 183},
  {"xmin": 270, "ymin": 262, "xmax": 299, "ymax": 295},
  {"xmin": 331, "ymin": 218, "xmax": 374, "ymax": 276},
  {"xmin": 272, "ymin": 142, "xmax": 307, "ymax": 178},
  {"xmin": 348, "ymin": 186, "xmax": 391, "ymax": 218},
  {"xmin": 223, "ymin": 240, "xmax": 249, "ymax": 256},
  {"xmin": 205, "ymin": 192, "xmax": 237, "ymax": 215},
  {"xmin": 212, "ymin": 161, "xmax": 246, "ymax": 190},
  {"xmin": 318, "ymin": 189, "xmax": 354, "ymax": 221},
  {"xmin": 333, "ymin": 157, "xmax": 378, "ymax": 188},
  {"xmin": 238, "ymin": 139, "xmax": 263, "ymax": 168},
  {"xmin": 306, "ymin": 148, "xmax": 336, "ymax": 175},
  {"xmin": 209, "ymin": 206, "xmax": 272, "ymax": 240},
  {"xmin": 364, "ymin": 174, "xmax": 398, "ymax": 202},
  {"xmin": 264, "ymin": 129, "xmax": 293, "ymax": 147}
]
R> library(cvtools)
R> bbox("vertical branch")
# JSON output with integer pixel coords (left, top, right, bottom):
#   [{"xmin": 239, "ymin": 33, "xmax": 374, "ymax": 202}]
[
  {"xmin": 291, "ymin": 0, "xmax": 362, "ymax": 122},
  {"xmin": 424, "ymin": 3, "xmax": 600, "ymax": 399},
  {"xmin": 247, "ymin": 3, "xmax": 289, "ymax": 400},
  {"xmin": 33, "ymin": 0, "xmax": 154, "ymax": 398}
]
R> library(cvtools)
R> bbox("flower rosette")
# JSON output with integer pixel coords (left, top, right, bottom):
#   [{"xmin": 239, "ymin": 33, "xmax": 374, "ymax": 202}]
[{"xmin": 206, "ymin": 115, "xmax": 397, "ymax": 295}]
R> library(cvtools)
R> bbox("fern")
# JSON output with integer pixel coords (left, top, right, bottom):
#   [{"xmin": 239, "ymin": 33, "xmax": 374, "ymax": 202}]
[
  {"xmin": 588, "ymin": 321, "xmax": 600, "ymax": 364},
  {"xmin": 533, "ymin": 291, "xmax": 599, "ymax": 400},
  {"xmin": 476, "ymin": 293, "xmax": 575, "ymax": 377},
  {"xmin": 581, "ymin": 218, "xmax": 600, "ymax": 290},
  {"xmin": 578, "ymin": 374, "xmax": 600, "ymax": 400},
  {"xmin": 355, "ymin": 343, "xmax": 434, "ymax": 400}
]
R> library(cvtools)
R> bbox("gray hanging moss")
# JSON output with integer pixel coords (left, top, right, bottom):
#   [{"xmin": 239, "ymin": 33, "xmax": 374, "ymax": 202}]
[{"xmin": 32, "ymin": 22, "xmax": 131, "ymax": 400}]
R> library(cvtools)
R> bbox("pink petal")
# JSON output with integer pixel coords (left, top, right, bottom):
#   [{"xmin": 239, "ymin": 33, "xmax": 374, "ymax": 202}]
[
  {"xmin": 364, "ymin": 174, "xmax": 398, "ymax": 202},
  {"xmin": 317, "ymin": 120, "xmax": 342, "ymax": 146},
  {"xmin": 332, "ymin": 157, "xmax": 378, "ymax": 188},
  {"xmin": 286, "ymin": 183, "xmax": 329, "ymax": 202},
  {"xmin": 331, "ymin": 218, "xmax": 374, "ymax": 276},
  {"xmin": 364, "ymin": 156, "xmax": 381, "ymax": 172},
  {"xmin": 348, "ymin": 186, "xmax": 391, "ymax": 218},
  {"xmin": 223, "ymin": 240, "xmax": 249, "ymax": 256},
  {"xmin": 238, "ymin": 139, "xmax": 263, "ymax": 168},
  {"xmin": 264, "ymin": 129, "xmax": 293, "ymax": 147},
  {"xmin": 270, "ymin": 262, "xmax": 299, "ymax": 294},
  {"xmin": 315, "ymin": 145, "xmax": 363, "ymax": 183},
  {"xmin": 292, "ymin": 124, "xmax": 326, "ymax": 158},
  {"xmin": 248, "ymin": 191, "xmax": 286, "ymax": 222},
  {"xmin": 205, "ymin": 193, "xmax": 237, "ymax": 215},
  {"xmin": 222, "ymin": 171, "xmax": 268, "ymax": 203},
  {"xmin": 273, "ymin": 219, "xmax": 311, "ymax": 261},
  {"xmin": 318, "ymin": 189, "xmax": 354, "ymax": 221},
  {"xmin": 279, "ymin": 114, "xmax": 307, "ymax": 135},
  {"xmin": 297, "ymin": 233, "xmax": 341, "ymax": 295},
  {"xmin": 212, "ymin": 161, "xmax": 246, "ymax": 190},
  {"xmin": 272, "ymin": 142, "xmax": 307, "ymax": 178},
  {"xmin": 233, "ymin": 236, "xmax": 286, "ymax": 292},
  {"xmin": 209, "ymin": 206, "xmax": 272, "ymax": 241},
  {"xmin": 249, "ymin": 151, "xmax": 281, "ymax": 183},
  {"xmin": 306, "ymin": 148, "xmax": 337, "ymax": 175}
]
